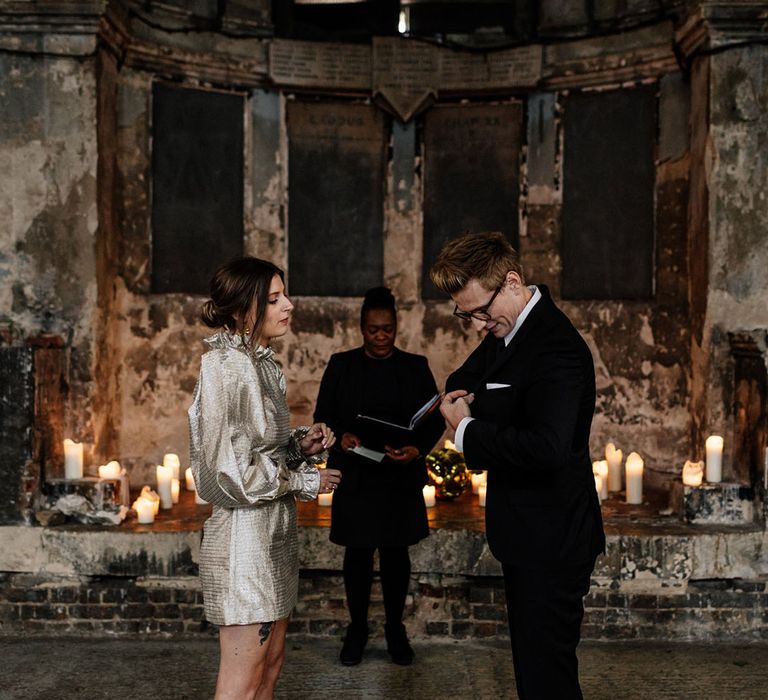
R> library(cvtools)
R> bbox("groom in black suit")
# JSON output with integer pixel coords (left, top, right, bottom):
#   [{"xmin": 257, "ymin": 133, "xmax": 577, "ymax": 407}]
[{"xmin": 431, "ymin": 232, "xmax": 605, "ymax": 700}]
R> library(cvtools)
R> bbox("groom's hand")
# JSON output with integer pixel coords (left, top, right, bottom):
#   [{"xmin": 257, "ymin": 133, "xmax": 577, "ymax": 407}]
[{"xmin": 440, "ymin": 389, "xmax": 474, "ymax": 431}]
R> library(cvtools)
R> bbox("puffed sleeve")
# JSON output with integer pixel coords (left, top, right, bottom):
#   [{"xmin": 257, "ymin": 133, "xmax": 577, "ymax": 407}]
[{"xmin": 188, "ymin": 350, "xmax": 320, "ymax": 507}]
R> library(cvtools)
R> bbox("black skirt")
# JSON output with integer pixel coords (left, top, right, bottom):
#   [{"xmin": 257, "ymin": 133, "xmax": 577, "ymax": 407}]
[{"xmin": 328, "ymin": 452, "xmax": 429, "ymax": 548}]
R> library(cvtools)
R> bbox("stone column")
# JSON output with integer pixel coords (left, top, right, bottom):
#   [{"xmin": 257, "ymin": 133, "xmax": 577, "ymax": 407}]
[{"xmin": 678, "ymin": 1, "xmax": 768, "ymax": 479}]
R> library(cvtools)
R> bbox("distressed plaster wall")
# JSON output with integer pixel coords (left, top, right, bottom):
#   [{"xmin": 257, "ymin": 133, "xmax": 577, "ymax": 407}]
[
  {"xmin": 105, "ymin": 70, "xmax": 694, "ymax": 490},
  {"xmin": 691, "ymin": 45, "xmax": 768, "ymax": 478},
  {"xmin": 0, "ymin": 50, "xmax": 99, "ymax": 451}
]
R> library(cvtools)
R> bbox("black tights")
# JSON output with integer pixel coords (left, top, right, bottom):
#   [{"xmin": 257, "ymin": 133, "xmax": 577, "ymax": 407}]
[{"xmin": 343, "ymin": 546, "xmax": 411, "ymax": 630}]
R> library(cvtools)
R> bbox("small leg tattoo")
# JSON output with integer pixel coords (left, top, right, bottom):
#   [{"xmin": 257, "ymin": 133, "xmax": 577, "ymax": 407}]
[{"xmin": 259, "ymin": 621, "xmax": 274, "ymax": 646}]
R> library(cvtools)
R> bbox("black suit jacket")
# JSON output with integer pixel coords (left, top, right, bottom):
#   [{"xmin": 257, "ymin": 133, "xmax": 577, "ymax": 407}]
[
  {"xmin": 314, "ymin": 347, "xmax": 444, "ymax": 547},
  {"xmin": 447, "ymin": 285, "xmax": 605, "ymax": 569}
]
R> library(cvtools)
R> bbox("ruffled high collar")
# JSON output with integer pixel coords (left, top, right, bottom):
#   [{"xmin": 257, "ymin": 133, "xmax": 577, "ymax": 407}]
[{"xmin": 204, "ymin": 331, "xmax": 274, "ymax": 361}]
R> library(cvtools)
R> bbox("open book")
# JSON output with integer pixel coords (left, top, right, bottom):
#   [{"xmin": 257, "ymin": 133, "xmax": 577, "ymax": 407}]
[{"xmin": 353, "ymin": 392, "xmax": 442, "ymax": 454}]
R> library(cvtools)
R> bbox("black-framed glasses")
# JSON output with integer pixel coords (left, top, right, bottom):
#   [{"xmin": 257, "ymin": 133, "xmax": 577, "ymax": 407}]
[{"xmin": 453, "ymin": 284, "xmax": 503, "ymax": 322}]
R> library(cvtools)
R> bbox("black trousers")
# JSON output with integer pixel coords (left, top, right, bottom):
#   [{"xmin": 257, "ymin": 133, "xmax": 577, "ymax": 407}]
[
  {"xmin": 343, "ymin": 546, "xmax": 411, "ymax": 630},
  {"xmin": 502, "ymin": 560, "xmax": 594, "ymax": 700}
]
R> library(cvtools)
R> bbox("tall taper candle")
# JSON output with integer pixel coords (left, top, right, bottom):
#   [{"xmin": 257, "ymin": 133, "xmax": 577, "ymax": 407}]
[
  {"xmin": 605, "ymin": 443, "xmax": 623, "ymax": 492},
  {"xmin": 625, "ymin": 452, "xmax": 644, "ymax": 505},
  {"xmin": 156, "ymin": 464, "xmax": 173, "ymax": 509}
]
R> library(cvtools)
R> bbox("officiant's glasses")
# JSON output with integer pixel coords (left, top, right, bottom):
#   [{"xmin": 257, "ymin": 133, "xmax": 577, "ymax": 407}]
[{"xmin": 453, "ymin": 283, "xmax": 503, "ymax": 322}]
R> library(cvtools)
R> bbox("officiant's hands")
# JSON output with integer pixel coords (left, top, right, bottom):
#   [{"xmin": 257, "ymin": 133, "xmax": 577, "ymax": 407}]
[
  {"xmin": 440, "ymin": 390, "xmax": 474, "ymax": 431},
  {"xmin": 340, "ymin": 432, "xmax": 361, "ymax": 453},
  {"xmin": 318, "ymin": 467, "xmax": 341, "ymax": 494},
  {"xmin": 384, "ymin": 445, "xmax": 419, "ymax": 463}
]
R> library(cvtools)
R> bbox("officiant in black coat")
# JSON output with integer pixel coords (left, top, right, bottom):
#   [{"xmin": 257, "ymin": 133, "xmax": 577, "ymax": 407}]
[{"xmin": 314, "ymin": 287, "xmax": 444, "ymax": 667}]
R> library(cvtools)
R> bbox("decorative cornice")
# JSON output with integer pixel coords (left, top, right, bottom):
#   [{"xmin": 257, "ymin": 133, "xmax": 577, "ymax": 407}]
[
  {"xmin": 676, "ymin": 1, "xmax": 768, "ymax": 59},
  {"xmin": 541, "ymin": 21, "xmax": 680, "ymax": 89}
]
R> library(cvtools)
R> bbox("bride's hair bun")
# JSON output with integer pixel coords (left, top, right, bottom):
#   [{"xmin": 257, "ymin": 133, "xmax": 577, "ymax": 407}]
[{"xmin": 200, "ymin": 299, "xmax": 227, "ymax": 329}]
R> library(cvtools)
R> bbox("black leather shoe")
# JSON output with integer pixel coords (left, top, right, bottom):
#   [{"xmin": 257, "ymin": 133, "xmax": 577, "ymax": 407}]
[
  {"xmin": 339, "ymin": 624, "xmax": 368, "ymax": 666},
  {"xmin": 385, "ymin": 623, "xmax": 414, "ymax": 666}
]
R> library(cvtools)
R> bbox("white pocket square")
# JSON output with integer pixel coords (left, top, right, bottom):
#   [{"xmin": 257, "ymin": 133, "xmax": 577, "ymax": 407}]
[{"xmin": 486, "ymin": 383, "xmax": 511, "ymax": 390}]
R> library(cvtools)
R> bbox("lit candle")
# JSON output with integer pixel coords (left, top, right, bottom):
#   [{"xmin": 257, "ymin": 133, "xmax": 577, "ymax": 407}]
[
  {"xmin": 625, "ymin": 452, "xmax": 644, "ymax": 504},
  {"xmin": 423, "ymin": 484, "xmax": 436, "ymax": 508},
  {"xmin": 133, "ymin": 497, "xmax": 155, "ymax": 524},
  {"xmin": 705, "ymin": 435, "xmax": 723, "ymax": 483},
  {"xmin": 185, "ymin": 467, "xmax": 196, "ymax": 491},
  {"xmin": 594, "ymin": 474, "xmax": 604, "ymax": 501},
  {"xmin": 163, "ymin": 453, "xmax": 181, "ymax": 480},
  {"xmin": 63, "ymin": 439, "xmax": 84, "ymax": 480},
  {"xmin": 605, "ymin": 443, "xmax": 623, "ymax": 492},
  {"xmin": 98, "ymin": 461, "xmax": 121, "ymax": 480},
  {"xmin": 140, "ymin": 485, "xmax": 160, "ymax": 514},
  {"xmin": 478, "ymin": 483, "xmax": 487, "ymax": 507},
  {"xmin": 592, "ymin": 460, "xmax": 608, "ymax": 500},
  {"xmin": 318, "ymin": 491, "xmax": 333, "ymax": 507},
  {"xmin": 471, "ymin": 471, "xmax": 487, "ymax": 495},
  {"xmin": 156, "ymin": 465, "xmax": 173, "ymax": 509},
  {"xmin": 682, "ymin": 460, "xmax": 704, "ymax": 487},
  {"xmin": 171, "ymin": 478, "xmax": 180, "ymax": 504}
]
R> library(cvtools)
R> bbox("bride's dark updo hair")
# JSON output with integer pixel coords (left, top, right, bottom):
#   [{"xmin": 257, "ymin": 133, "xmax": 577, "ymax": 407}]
[
  {"xmin": 360, "ymin": 286, "xmax": 396, "ymax": 327},
  {"xmin": 201, "ymin": 257, "xmax": 284, "ymax": 339}
]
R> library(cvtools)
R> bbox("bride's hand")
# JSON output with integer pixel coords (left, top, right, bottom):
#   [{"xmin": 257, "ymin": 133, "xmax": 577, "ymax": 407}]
[
  {"xmin": 300, "ymin": 423, "xmax": 335, "ymax": 455},
  {"xmin": 318, "ymin": 468, "xmax": 341, "ymax": 494}
]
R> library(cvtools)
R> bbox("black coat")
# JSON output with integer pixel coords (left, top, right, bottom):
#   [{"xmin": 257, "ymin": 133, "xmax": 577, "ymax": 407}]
[
  {"xmin": 447, "ymin": 285, "xmax": 605, "ymax": 569},
  {"xmin": 314, "ymin": 347, "xmax": 444, "ymax": 547}
]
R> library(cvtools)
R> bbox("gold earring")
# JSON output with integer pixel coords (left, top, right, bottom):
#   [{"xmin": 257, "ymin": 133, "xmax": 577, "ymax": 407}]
[{"xmin": 244, "ymin": 325, "xmax": 251, "ymax": 335}]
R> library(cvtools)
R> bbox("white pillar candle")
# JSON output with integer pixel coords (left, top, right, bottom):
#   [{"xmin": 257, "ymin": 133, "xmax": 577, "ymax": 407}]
[
  {"xmin": 63, "ymin": 439, "xmax": 84, "ymax": 480},
  {"xmin": 163, "ymin": 453, "xmax": 181, "ymax": 480},
  {"xmin": 625, "ymin": 452, "xmax": 644, "ymax": 504},
  {"xmin": 140, "ymin": 485, "xmax": 161, "ymax": 514},
  {"xmin": 156, "ymin": 465, "xmax": 173, "ymax": 509},
  {"xmin": 593, "ymin": 460, "xmax": 608, "ymax": 500},
  {"xmin": 98, "ymin": 461, "xmax": 121, "ymax": 480},
  {"xmin": 605, "ymin": 443, "xmax": 623, "ymax": 492},
  {"xmin": 185, "ymin": 467, "xmax": 196, "ymax": 491},
  {"xmin": 682, "ymin": 460, "xmax": 704, "ymax": 487},
  {"xmin": 470, "ymin": 471, "xmax": 487, "ymax": 495},
  {"xmin": 195, "ymin": 490, "xmax": 207, "ymax": 505},
  {"xmin": 318, "ymin": 491, "xmax": 333, "ymax": 507},
  {"xmin": 594, "ymin": 474, "xmax": 604, "ymax": 502},
  {"xmin": 705, "ymin": 435, "xmax": 723, "ymax": 483},
  {"xmin": 423, "ymin": 484, "xmax": 436, "ymax": 508},
  {"xmin": 171, "ymin": 478, "xmax": 180, "ymax": 504},
  {"xmin": 478, "ymin": 483, "xmax": 487, "ymax": 507},
  {"xmin": 134, "ymin": 497, "xmax": 155, "ymax": 524}
]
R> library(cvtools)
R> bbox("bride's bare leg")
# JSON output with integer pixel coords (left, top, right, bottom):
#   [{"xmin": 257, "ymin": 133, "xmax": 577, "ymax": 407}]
[
  {"xmin": 254, "ymin": 618, "xmax": 289, "ymax": 700},
  {"xmin": 215, "ymin": 622, "xmax": 275, "ymax": 700}
]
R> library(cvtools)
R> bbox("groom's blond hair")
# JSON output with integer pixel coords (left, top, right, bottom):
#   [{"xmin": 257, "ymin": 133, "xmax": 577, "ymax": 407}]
[{"xmin": 430, "ymin": 231, "xmax": 524, "ymax": 295}]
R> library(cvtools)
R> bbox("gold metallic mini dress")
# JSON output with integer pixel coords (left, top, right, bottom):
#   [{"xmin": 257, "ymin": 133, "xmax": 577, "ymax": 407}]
[{"xmin": 188, "ymin": 332, "xmax": 322, "ymax": 626}]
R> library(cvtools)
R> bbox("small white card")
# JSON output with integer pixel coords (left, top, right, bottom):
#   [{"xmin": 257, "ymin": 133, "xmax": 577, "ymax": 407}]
[
  {"xmin": 486, "ymin": 383, "xmax": 511, "ymax": 390},
  {"xmin": 349, "ymin": 445, "xmax": 387, "ymax": 463}
]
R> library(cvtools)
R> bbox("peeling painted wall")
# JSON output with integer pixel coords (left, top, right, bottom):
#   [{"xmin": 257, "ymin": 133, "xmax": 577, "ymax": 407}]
[
  {"xmin": 101, "ymin": 66, "xmax": 695, "ymax": 490},
  {"xmin": 0, "ymin": 53, "xmax": 99, "ymax": 448},
  {"xmin": 691, "ymin": 45, "xmax": 768, "ymax": 478}
]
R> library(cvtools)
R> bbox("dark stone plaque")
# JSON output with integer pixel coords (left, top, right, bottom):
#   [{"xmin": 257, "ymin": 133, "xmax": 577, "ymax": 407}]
[
  {"xmin": 287, "ymin": 102, "xmax": 387, "ymax": 296},
  {"xmin": 562, "ymin": 85, "xmax": 656, "ymax": 299},
  {"xmin": 151, "ymin": 83, "xmax": 244, "ymax": 295},
  {"xmin": 422, "ymin": 103, "xmax": 522, "ymax": 299}
]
